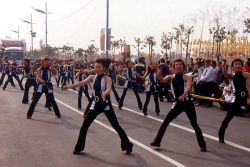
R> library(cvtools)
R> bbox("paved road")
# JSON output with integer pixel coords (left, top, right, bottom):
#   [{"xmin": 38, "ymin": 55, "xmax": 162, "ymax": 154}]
[{"xmin": 0, "ymin": 78, "xmax": 250, "ymax": 167}]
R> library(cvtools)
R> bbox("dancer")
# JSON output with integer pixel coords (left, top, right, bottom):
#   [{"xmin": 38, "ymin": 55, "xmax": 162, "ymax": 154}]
[
  {"xmin": 26, "ymin": 57, "xmax": 61, "ymax": 119},
  {"xmin": 75, "ymin": 64, "xmax": 91, "ymax": 110},
  {"xmin": 139, "ymin": 62, "xmax": 160, "ymax": 116},
  {"xmin": 218, "ymin": 59, "xmax": 250, "ymax": 143},
  {"xmin": 150, "ymin": 59, "xmax": 207, "ymax": 152},
  {"xmin": 0, "ymin": 57, "xmax": 9, "ymax": 86},
  {"xmin": 22, "ymin": 58, "xmax": 37, "ymax": 104},
  {"xmin": 118, "ymin": 60, "xmax": 142, "ymax": 110},
  {"xmin": 108, "ymin": 64, "xmax": 120, "ymax": 103},
  {"xmin": 63, "ymin": 58, "xmax": 133, "ymax": 155}
]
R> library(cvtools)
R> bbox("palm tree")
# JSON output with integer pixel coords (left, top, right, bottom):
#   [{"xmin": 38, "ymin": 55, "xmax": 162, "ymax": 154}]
[
  {"xmin": 144, "ymin": 36, "xmax": 156, "ymax": 60},
  {"xmin": 111, "ymin": 40, "xmax": 120, "ymax": 55},
  {"xmin": 134, "ymin": 37, "xmax": 143, "ymax": 57},
  {"xmin": 173, "ymin": 24, "xmax": 185, "ymax": 57},
  {"xmin": 119, "ymin": 38, "xmax": 126, "ymax": 53},
  {"xmin": 161, "ymin": 32, "xmax": 174, "ymax": 60}
]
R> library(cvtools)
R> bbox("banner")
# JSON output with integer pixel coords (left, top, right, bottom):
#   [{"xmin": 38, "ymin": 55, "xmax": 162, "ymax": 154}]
[{"xmin": 100, "ymin": 28, "xmax": 105, "ymax": 51}]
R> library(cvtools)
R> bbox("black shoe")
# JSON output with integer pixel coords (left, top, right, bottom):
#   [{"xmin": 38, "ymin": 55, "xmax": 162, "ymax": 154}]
[
  {"xmin": 200, "ymin": 147, "xmax": 207, "ymax": 152},
  {"xmin": 56, "ymin": 114, "xmax": 61, "ymax": 118},
  {"xmin": 126, "ymin": 143, "xmax": 133, "ymax": 154},
  {"xmin": 78, "ymin": 107, "xmax": 82, "ymax": 110},
  {"xmin": 219, "ymin": 138, "xmax": 225, "ymax": 144},
  {"xmin": 21, "ymin": 88, "xmax": 24, "ymax": 91},
  {"xmin": 150, "ymin": 141, "xmax": 160, "ymax": 147},
  {"xmin": 73, "ymin": 149, "xmax": 82, "ymax": 155},
  {"xmin": 27, "ymin": 116, "xmax": 31, "ymax": 119},
  {"xmin": 143, "ymin": 111, "xmax": 148, "ymax": 116},
  {"xmin": 139, "ymin": 106, "xmax": 143, "ymax": 110},
  {"xmin": 118, "ymin": 105, "xmax": 122, "ymax": 110}
]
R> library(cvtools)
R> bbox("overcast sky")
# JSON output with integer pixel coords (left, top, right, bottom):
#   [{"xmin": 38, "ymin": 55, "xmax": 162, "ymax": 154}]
[{"xmin": 0, "ymin": 0, "xmax": 249, "ymax": 53}]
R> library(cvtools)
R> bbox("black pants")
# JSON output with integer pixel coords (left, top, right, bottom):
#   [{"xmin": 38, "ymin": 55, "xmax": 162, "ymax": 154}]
[
  {"xmin": 27, "ymin": 92, "xmax": 61, "ymax": 118},
  {"xmin": 218, "ymin": 102, "xmax": 244, "ymax": 140},
  {"xmin": 78, "ymin": 87, "xmax": 91, "ymax": 108},
  {"xmin": 0, "ymin": 72, "xmax": 6, "ymax": 86},
  {"xmin": 111, "ymin": 83, "xmax": 120, "ymax": 103},
  {"xmin": 143, "ymin": 92, "xmax": 160, "ymax": 114},
  {"xmin": 13, "ymin": 74, "xmax": 24, "ymax": 90},
  {"xmin": 74, "ymin": 103, "xmax": 131, "ymax": 151},
  {"xmin": 158, "ymin": 83, "xmax": 172, "ymax": 102},
  {"xmin": 152, "ymin": 101, "xmax": 206, "ymax": 148},
  {"xmin": 61, "ymin": 76, "xmax": 74, "ymax": 88},
  {"xmin": 119, "ymin": 87, "xmax": 142, "ymax": 109},
  {"xmin": 22, "ymin": 79, "xmax": 37, "ymax": 103},
  {"xmin": 3, "ymin": 75, "xmax": 15, "ymax": 90},
  {"xmin": 57, "ymin": 74, "xmax": 64, "ymax": 87}
]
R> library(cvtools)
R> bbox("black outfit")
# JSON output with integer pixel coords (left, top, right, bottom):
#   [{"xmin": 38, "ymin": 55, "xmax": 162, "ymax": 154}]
[
  {"xmin": 119, "ymin": 68, "xmax": 142, "ymax": 110},
  {"xmin": 108, "ymin": 70, "xmax": 120, "ymax": 103},
  {"xmin": 27, "ymin": 68, "xmax": 61, "ymax": 119},
  {"xmin": 151, "ymin": 73, "xmax": 206, "ymax": 151},
  {"xmin": 3, "ymin": 65, "xmax": 24, "ymax": 90},
  {"xmin": 0, "ymin": 63, "xmax": 8, "ymax": 86},
  {"xmin": 158, "ymin": 63, "xmax": 172, "ymax": 102},
  {"xmin": 62, "ymin": 66, "xmax": 74, "ymax": 89},
  {"xmin": 218, "ymin": 72, "xmax": 248, "ymax": 142},
  {"xmin": 78, "ymin": 73, "xmax": 91, "ymax": 109},
  {"xmin": 22, "ymin": 66, "xmax": 37, "ymax": 103},
  {"xmin": 73, "ymin": 74, "xmax": 133, "ymax": 154},
  {"xmin": 57, "ymin": 65, "xmax": 64, "ymax": 87},
  {"xmin": 143, "ymin": 71, "xmax": 160, "ymax": 116}
]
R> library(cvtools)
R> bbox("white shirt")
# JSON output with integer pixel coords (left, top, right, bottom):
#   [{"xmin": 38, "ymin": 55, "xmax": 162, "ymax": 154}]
[
  {"xmin": 195, "ymin": 67, "xmax": 204, "ymax": 84},
  {"xmin": 200, "ymin": 66, "xmax": 215, "ymax": 82}
]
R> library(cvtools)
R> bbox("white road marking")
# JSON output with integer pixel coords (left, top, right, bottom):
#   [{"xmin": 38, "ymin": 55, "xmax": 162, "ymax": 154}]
[
  {"xmin": 65, "ymin": 88, "xmax": 250, "ymax": 153},
  {"xmin": 55, "ymin": 98, "xmax": 186, "ymax": 167}
]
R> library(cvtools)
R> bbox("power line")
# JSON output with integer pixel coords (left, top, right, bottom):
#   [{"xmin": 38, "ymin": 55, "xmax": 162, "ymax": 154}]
[
  {"xmin": 48, "ymin": 0, "xmax": 96, "ymax": 24},
  {"xmin": 66, "ymin": 0, "xmax": 100, "ymax": 41}
]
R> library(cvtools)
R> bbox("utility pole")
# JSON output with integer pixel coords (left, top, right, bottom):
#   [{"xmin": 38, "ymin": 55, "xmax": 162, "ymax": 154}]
[{"xmin": 105, "ymin": 0, "xmax": 110, "ymax": 57}]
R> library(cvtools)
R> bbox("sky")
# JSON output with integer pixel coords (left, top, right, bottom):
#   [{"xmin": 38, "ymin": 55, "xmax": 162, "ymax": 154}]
[{"xmin": 0, "ymin": 0, "xmax": 249, "ymax": 54}]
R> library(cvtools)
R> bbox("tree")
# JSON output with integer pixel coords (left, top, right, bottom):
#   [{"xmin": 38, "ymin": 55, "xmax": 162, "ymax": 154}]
[
  {"xmin": 111, "ymin": 40, "xmax": 120, "ymax": 55},
  {"xmin": 209, "ymin": 18, "xmax": 228, "ymax": 62},
  {"xmin": 144, "ymin": 36, "xmax": 156, "ymax": 59},
  {"xmin": 134, "ymin": 37, "xmax": 143, "ymax": 57},
  {"xmin": 87, "ymin": 44, "xmax": 98, "ymax": 59},
  {"xmin": 173, "ymin": 24, "xmax": 185, "ymax": 57},
  {"xmin": 183, "ymin": 26, "xmax": 194, "ymax": 64},
  {"xmin": 119, "ymin": 38, "xmax": 126, "ymax": 53},
  {"xmin": 244, "ymin": 18, "xmax": 250, "ymax": 56},
  {"xmin": 160, "ymin": 32, "xmax": 174, "ymax": 60},
  {"xmin": 75, "ymin": 48, "xmax": 84, "ymax": 60}
]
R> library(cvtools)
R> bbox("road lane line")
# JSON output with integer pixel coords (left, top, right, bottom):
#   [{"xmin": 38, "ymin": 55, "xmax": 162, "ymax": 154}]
[
  {"xmin": 65, "ymin": 88, "xmax": 250, "ymax": 153},
  {"xmin": 55, "ymin": 98, "xmax": 186, "ymax": 167}
]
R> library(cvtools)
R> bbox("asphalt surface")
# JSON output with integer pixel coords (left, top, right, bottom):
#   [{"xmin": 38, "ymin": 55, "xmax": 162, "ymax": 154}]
[{"xmin": 0, "ymin": 77, "xmax": 250, "ymax": 167}]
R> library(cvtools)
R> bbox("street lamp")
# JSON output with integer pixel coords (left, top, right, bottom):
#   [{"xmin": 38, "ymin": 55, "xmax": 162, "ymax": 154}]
[
  {"xmin": 33, "ymin": 1, "xmax": 51, "ymax": 55},
  {"xmin": 21, "ymin": 15, "xmax": 36, "ymax": 51},
  {"xmin": 10, "ymin": 26, "xmax": 20, "ymax": 39}
]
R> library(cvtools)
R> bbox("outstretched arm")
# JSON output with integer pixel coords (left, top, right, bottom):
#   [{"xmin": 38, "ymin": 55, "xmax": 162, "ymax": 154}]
[{"xmin": 63, "ymin": 75, "xmax": 94, "ymax": 90}]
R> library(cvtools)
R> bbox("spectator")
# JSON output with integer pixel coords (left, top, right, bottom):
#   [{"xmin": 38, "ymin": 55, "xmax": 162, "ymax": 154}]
[{"xmin": 200, "ymin": 59, "xmax": 215, "ymax": 107}]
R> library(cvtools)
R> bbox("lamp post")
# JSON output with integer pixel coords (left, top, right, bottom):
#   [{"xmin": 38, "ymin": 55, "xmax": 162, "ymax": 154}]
[
  {"xmin": 10, "ymin": 26, "xmax": 20, "ymax": 39},
  {"xmin": 33, "ymin": 1, "xmax": 51, "ymax": 55},
  {"xmin": 105, "ymin": 0, "xmax": 110, "ymax": 57},
  {"xmin": 21, "ymin": 15, "xmax": 36, "ymax": 51}
]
